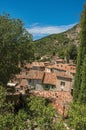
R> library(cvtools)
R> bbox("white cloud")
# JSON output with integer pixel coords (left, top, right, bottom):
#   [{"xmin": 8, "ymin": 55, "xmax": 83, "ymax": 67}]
[{"xmin": 27, "ymin": 23, "xmax": 76, "ymax": 40}]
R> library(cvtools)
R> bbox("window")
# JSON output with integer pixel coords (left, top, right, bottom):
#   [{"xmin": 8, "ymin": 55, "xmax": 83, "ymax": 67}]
[
  {"xmin": 60, "ymin": 81, "xmax": 65, "ymax": 91},
  {"xmin": 20, "ymin": 86, "xmax": 23, "ymax": 90},
  {"xmin": 36, "ymin": 80, "xmax": 39, "ymax": 84},
  {"xmin": 60, "ymin": 81, "xmax": 65, "ymax": 86},
  {"xmin": 29, "ymin": 79, "xmax": 31, "ymax": 83}
]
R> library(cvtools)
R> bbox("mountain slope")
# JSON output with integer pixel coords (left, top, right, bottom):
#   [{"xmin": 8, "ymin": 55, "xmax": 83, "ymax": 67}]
[{"xmin": 34, "ymin": 24, "xmax": 80, "ymax": 58}]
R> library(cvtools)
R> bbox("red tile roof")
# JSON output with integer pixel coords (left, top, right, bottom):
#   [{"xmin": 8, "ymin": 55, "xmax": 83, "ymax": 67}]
[
  {"xmin": 43, "ymin": 72, "xmax": 57, "ymax": 85},
  {"xmin": 56, "ymin": 72, "xmax": 73, "ymax": 79},
  {"xmin": 30, "ymin": 90, "xmax": 72, "ymax": 115},
  {"xmin": 25, "ymin": 63, "xmax": 32, "ymax": 69},
  {"xmin": 16, "ymin": 79, "xmax": 28, "ymax": 89},
  {"xmin": 70, "ymin": 69, "xmax": 76, "ymax": 74},
  {"xmin": 20, "ymin": 79, "xmax": 28, "ymax": 87},
  {"xmin": 16, "ymin": 72, "xmax": 28, "ymax": 79},
  {"xmin": 48, "ymin": 63, "xmax": 76, "ymax": 74},
  {"xmin": 28, "ymin": 70, "xmax": 44, "ymax": 80},
  {"xmin": 32, "ymin": 62, "xmax": 45, "ymax": 67}
]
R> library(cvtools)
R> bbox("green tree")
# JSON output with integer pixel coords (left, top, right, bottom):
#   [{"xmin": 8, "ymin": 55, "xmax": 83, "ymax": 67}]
[
  {"xmin": 0, "ymin": 14, "xmax": 34, "ymax": 86},
  {"xmin": 73, "ymin": 4, "xmax": 86, "ymax": 102},
  {"xmin": 79, "ymin": 55, "xmax": 86, "ymax": 104},
  {"xmin": 26, "ymin": 95, "xmax": 66, "ymax": 130},
  {"xmin": 27, "ymin": 96, "xmax": 56, "ymax": 130},
  {"xmin": 68, "ymin": 5, "xmax": 86, "ymax": 130},
  {"xmin": 19, "ymin": 41, "xmax": 34, "ymax": 65},
  {"xmin": 68, "ymin": 103, "xmax": 86, "ymax": 130},
  {"xmin": 0, "ymin": 86, "xmax": 28, "ymax": 130}
]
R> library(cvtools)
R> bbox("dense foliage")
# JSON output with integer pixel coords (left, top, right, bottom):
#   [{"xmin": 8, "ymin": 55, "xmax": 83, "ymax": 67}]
[
  {"xmin": 73, "ymin": 4, "xmax": 86, "ymax": 102},
  {"xmin": 0, "ymin": 86, "xmax": 28, "ymax": 130},
  {"xmin": 68, "ymin": 103, "xmax": 86, "ymax": 130},
  {"xmin": 79, "ymin": 55, "xmax": 86, "ymax": 104},
  {"xmin": 58, "ymin": 43, "xmax": 77, "ymax": 63},
  {"xmin": 67, "ymin": 5, "xmax": 86, "ymax": 130},
  {"xmin": 27, "ymin": 96, "xmax": 56, "ymax": 130},
  {"xmin": 0, "ymin": 86, "xmax": 66, "ymax": 130},
  {"xmin": 0, "ymin": 14, "xmax": 34, "ymax": 86},
  {"xmin": 26, "ymin": 95, "xmax": 66, "ymax": 130}
]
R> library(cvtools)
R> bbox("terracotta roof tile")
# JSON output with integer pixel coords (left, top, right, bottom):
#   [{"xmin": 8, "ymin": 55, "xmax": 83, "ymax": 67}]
[
  {"xmin": 30, "ymin": 90, "xmax": 72, "ymax": 115},
  {"xmin": 32, "ymin": 62, "xmax": 45, "ymax": 67},
  {"xmin": 25, "ymin": 63, "xmax": 32, "ymax": 69},
  {"xmin": 16, "ymin": 79, "xmax": 28, "ymax": 89},
  {"xmin": 20, "ymin": 79, "xmax": 28, "ymax": 87},
  {"xmin": 43, "ymin": 72, "xmax": 57, "ymax": 85},
  {"xmin": 28, "ymin": 70, "xmax": 44, "ymax": 80},
  {"xmin": 56, "ymin": 72, "xmax": 73, "ymax": 79},
  {"xmin": 16, "ymin": 72, "xmax": 28, "ymax": 79}
]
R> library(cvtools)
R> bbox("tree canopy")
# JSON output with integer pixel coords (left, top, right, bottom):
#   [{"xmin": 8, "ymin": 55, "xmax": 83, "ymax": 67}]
[
  {"xmin": 0, "ymin": 14, "xmax": 34, "ymax": 86},
  {"xmin": 73, "ymin": 4, "xmax": 86, "ymax": 102},
  {"xmin": 0, "ymin": 86, "xmax": 28, "ymax": 130}
]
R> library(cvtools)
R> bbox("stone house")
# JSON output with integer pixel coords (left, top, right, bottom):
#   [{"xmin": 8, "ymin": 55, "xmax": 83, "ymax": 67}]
[
  {"xmin": 28, "ymin": 70, "xmax": 44, "ymax": 90},
  {"xmin": 32, "ymin": 62, "xmax": 45, "ymax": 71},
  {"xmin": 27, "ymin": 69, "xmax": 74, "ymax": 92},
  {"xmin": 56, "ymin": 72, "xmax": 73, "ymax": 91},
  {"xmin": 24, "ymin": 63, "xmax": 32, "ymax": 71},
  {"xmin": 43, "ymin": 72, "xmax": 57, "ymax": 90},
  {"xmin": 45, "ymin": 65, "xmax": 52, "ymax": 73},
  {"xmin": 13, "ymin": 58, "xmax": 75, "ymax": 93},
  {"xmin": 16, "ymin": 79, "xmax": 28, "ymax": 94}
]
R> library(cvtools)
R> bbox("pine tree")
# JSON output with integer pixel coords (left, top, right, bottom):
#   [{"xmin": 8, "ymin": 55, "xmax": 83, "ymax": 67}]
[{"xmin": 73, "ymin": 4, "xmax": 86, "ymax": 102}]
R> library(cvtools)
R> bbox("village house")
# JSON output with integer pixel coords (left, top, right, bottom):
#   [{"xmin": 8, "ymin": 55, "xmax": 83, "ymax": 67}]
[
  {"xmin": 27, "ymin": 69, "xmax": 73, "ymax": 92},
  {"xmin": 55, "ymin": 58, "xmax": 64, "ymax": 64},
  {"xmin": 8, "ymin": 71, "xmax": 29, "ymax": 94},
  {"xmin": 28, "ymin": 70, "xmax": 44, "ymax": 90},
  {"xmin": 43, "ymin": 72, "xmax": 57, "ymax": 90},
  {"xmin": 15, "ymin": 79, "xmax": 28, "ymax": 94},
  {"xmin": 24, "ymin": 63, "xmax": 32, "ymax": 71},
  {"xmin": 31, "ymin": 62, "xmax": 45, "ymax": 71},
  {"xmin": 7, "ymin": 56, "xmax": 76, "ymax": 115},
  {"xmin": 8, "ymin": 57, "xmax": 75, "ymax": 94},
  {"xmin": 45, "ymin": 65, "xmax": 52, "ymax": 72},
  {"xmin": 15, "ymin": 71, "xmax": 28, "ymax": 83},
  {"xmin": 56, "ymin": 72, "xmax": 73, "ymax": 91}
]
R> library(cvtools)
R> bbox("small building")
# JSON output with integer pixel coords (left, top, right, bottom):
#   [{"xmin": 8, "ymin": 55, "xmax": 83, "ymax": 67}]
[
  {"xmin": 32, "ymin": 62, "xmax": 45, "ymax": 71},
  {"xmin": 15, "ymin": 79, "xmax": 28, "ymax": 94},
  {"xmin": 15, "ymin": 71, "xmax": 28, "ymax": 83},
  {"xmin": 43, "ymin": 72, "xmax": 57, "ymax": 90},
  {"xmin": 24, "ymin": 63, "xmax": 32, "ymax": 71},
  {"xmin": 56, "ymin": 72, "xmax": 73, "ymax": 91},
  {"xmin": 28, "ymin": 70, "xmax": 44, "ymax": 90}
]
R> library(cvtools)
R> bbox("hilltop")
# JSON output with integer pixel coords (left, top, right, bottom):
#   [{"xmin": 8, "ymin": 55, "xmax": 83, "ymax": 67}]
[{"xmin": 34, "ymin": 24, "xmax": 80, "ymax": 60}]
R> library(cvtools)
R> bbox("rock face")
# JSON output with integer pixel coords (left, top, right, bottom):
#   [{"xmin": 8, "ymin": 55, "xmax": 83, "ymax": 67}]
[
  {"xmin": 65, "ymin": 24, "xmax": 80, "ymax": 46},
  {"xmin": 34, "ymin": 24, "xmax": 80, "ymax": 57}
]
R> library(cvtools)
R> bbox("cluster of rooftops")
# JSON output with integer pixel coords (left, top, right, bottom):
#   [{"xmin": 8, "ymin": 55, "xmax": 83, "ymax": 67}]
[
  {"xmin": 7, "ymin": 56, "xmax": 76, "ymax": 115},
  {"xmin": 7, "ymin": 56, "xmax": 76, "ymax": 94}
]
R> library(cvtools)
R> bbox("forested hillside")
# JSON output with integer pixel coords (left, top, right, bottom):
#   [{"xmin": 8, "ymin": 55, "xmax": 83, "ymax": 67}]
[{"xmin": 34, "ymin": 24, "xmax": 80, "ymax": 61}]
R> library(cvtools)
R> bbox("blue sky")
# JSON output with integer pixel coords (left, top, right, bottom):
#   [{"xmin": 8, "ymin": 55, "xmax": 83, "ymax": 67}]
[{"xmin": 0, "ymin": 0, "xmax": 85, "ymax": 40}]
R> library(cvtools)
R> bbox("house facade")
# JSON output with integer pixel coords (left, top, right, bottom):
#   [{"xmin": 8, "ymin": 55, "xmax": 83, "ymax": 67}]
[
  {"xmin": 28, "ymin": 70, "xmax": 44, "ymax": 90},
  {"xmin": 56, "ymin": 72, "xmax": 73, "ymax": 91},
  {"xmin": 8, "ymin": 57, "xmax": 75, "ymax": 94}
]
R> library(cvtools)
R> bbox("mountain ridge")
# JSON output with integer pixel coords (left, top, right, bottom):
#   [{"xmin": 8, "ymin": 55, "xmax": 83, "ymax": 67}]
[{"xmin": 33, "ymin": 24, "xmax": 80, "ymax": 59}]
